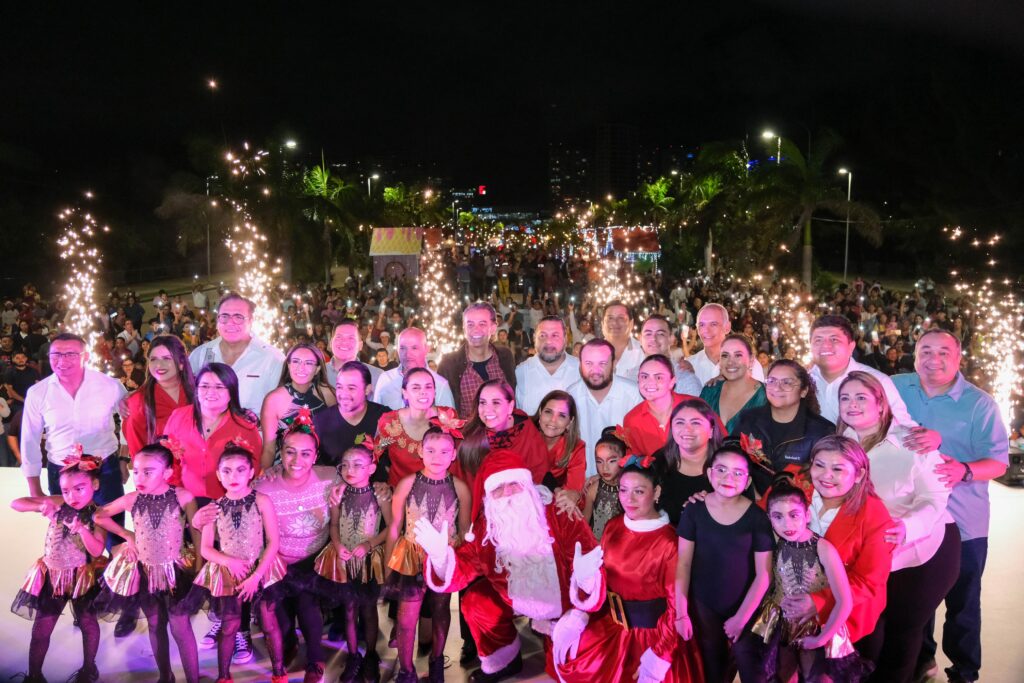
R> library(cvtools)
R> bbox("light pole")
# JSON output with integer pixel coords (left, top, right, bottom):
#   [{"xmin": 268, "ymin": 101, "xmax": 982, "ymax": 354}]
[
  {"xmin": 762, "ymin": 130, "xmax": 781, "ymax": 164},
  {"xmin": 367, "ymin": 173, "xmax": 379, "ymax": 197},
  {"xmin": 839, "ymin": 168, "xmax": 853, "ymax": 282}
]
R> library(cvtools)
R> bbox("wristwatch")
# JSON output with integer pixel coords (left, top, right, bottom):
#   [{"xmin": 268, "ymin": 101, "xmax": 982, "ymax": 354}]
[{"xmin": 961, "ymin": 463, "xmax": 974, "ymax": 482}]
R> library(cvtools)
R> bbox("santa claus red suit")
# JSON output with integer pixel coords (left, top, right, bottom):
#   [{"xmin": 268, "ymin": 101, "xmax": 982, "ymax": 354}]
[
  {"xmin": 555, "ymin": 512, "xmax": 704, "ymax": 683},
  {"xmin": 414, "ymin": 450, "xmax": 606, "ymax": 681}
]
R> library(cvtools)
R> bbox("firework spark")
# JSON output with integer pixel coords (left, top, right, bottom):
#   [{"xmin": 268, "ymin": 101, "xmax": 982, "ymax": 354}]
[
  {"xmin": 56, "ymin": 206, "xmax": 108, "ymax": 369},
  {"xmin": 417, "ymin": 246, "xmax": 461, "ymax": 356}
]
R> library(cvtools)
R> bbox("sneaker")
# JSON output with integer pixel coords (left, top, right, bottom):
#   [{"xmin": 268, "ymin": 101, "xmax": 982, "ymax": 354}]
[
  {"xmin": 200, "ymin": 619, "xmax": 222, "ymax": 649},
  {"xmin": 302, "ymin": 662, "xmax": 325, "ymax": 683},
  {"xmin": 338, "ymin": 652, "xmax": 363, "ymax": 683},
  {"xmin": 232, "ymin": 630, "xmax": 254, "ymax": 664},
  {"xmin": 66, "ymin": 666, "xmax": 99, "ymax": 683}
]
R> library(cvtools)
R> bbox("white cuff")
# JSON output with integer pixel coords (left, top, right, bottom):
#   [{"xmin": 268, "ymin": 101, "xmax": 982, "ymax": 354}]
[
  {"xmin": 639, "ymin": 648, "xmax": 671, "ymax": 682},
  {"xmin": 423, "ymin": 546, "xmax": 456, "ymax": 592},
  {"xmin": 535, "ymin": 484, "xmax": 553, "ymax": 504}
]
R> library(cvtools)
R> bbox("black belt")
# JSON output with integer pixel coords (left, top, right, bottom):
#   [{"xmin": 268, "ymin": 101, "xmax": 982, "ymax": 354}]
[{"xmin": 607, "ymin": 592, "xmax": 667, "ymax": 629}]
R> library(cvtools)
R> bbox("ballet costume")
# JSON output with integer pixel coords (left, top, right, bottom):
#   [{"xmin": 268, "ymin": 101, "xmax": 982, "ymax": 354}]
[
  {"xmin": 314, "ymin": 483, "xmax": 386, "ymax": 605},
  {"xmin": 591, "ymin": 479, "xmax": 623, "ymax": 540},
  {"xmin": 94, "ymin": 488, "xmax": 195, "ymax": 617},
  {"xmin": 186, "ymin": 490, "xmax": 287, "ymax": 615}
]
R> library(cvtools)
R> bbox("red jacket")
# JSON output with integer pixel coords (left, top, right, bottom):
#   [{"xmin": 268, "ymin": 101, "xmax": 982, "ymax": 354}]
[{"xmin": 811, "ymin": 494, "xmax": 894, "ymax": 643}]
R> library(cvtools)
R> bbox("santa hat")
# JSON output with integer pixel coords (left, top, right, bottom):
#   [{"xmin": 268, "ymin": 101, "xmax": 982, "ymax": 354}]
[{"xmin": 464, "ymin": 449, "xmax": 531, "ymax": 542}]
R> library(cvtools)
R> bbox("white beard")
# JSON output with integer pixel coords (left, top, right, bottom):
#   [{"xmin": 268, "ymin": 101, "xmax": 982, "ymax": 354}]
[{"xmin": 484, "ymin": 488, "xmax": 564, "ymax": 620}]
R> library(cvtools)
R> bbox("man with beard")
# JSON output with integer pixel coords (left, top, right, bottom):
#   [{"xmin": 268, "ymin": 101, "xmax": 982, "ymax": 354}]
[
  {"xmin": 639, "ymin": 314, "xmax": 702, "ymax": 396},
  {"xmin": 415, "ymin": 450, "xmax": 606, "ymax": 682},
  {"xmin": 567, "ymin": 339, "xmax": 640, "ymax": 475},
  {"xmin": 373, "ymin": 326, "xmax": 455, "ymax": 410},
  {"xmin": 601, "ymin": 301, "xmax": 645, "ymax": 381},
  {"xmin": 438, "ymin": 302, "xmax": 517, "ymax": 419},
  {"xmin": 313, "ymin": 360, "xmax": 389, "ymax": 467},
  {"xmin": 514, "ymin": 316, "xmax": 580, "ymax": 415},
  {"xmin": 683, "ymin": 303, "xmax": 764, "ymax": 385}
]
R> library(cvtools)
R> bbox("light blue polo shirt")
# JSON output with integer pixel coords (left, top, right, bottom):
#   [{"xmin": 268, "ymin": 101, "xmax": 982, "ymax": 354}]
[{"xmin": 893, "ymin": 372, "xmax": 1009, "ymax": 541}]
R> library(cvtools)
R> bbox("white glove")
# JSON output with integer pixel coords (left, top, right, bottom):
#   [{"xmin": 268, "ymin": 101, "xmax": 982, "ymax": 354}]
[
  {"xmin": 413, "ymin": 518, "xmax": 449, "ymax": 572},
  {"xmin": 552, "ymin": 608, "xmax": 589, "ymax": 666},
  {"xmin": 571, "ymin": 541, "xmax": 603, "ymax": 594},
  {"xmin": 636, "ymin": 648, "xmax": 671, "ymax": 683}
]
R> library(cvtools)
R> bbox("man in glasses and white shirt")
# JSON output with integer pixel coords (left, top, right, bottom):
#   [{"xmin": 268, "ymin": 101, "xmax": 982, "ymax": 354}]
[{"xmin": 189, "ymin": 292, "xmax": 285, "ymax": 416}]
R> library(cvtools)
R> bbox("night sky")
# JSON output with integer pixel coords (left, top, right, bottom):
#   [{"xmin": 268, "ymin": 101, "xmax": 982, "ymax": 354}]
[{"xmin": 2, "ymin": 1, "xmax": 1023, "ymax": 272}]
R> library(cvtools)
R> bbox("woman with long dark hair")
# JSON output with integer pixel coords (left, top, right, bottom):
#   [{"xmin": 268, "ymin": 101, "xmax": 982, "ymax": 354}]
[
  {"xmin": 123, "ymin": 336, "xmax": 195, "ymax": 475},
  {"xmin": 259, "ymin": 342, "xmax": 335, "ymax": 468},
  {"xmin": 731, "ymin": 359, "xmax": 835, "ymax": 497},
  {"xmin": 654, "ymin": 398, "xmax": 726, "ymax": 526}
]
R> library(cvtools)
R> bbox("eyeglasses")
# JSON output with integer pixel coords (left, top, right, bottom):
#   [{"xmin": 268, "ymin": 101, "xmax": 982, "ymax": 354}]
[
  {"xmin": 49, "ymin": 352, "xmax": 82, "ymax": 362},
  {"xmin": 765, "ymin": 377, "xmax": 801, "ymax": 390},
  {"xmin": 217, "ymin": 313, "xmax": 247, "ymax": 324},
  {"xmin": 289, "ymin": 358, "xmax": 318, "ymax": 369},
  {"xmin": 710, "ymin": 465, "xmax": 749, "ymax": 479},
  {"xmin": 197, "ymin": 383, "xmax": 228, "ymax": 393}
]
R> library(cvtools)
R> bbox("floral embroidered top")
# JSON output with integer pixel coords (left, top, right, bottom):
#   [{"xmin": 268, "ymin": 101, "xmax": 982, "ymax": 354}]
[{"xmin": 256, "ymin": 466, "xmax": 339, "ymax": 564}]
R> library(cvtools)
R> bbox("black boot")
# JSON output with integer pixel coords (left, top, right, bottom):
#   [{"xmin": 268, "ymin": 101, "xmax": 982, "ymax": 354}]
[
  {"xmin": 459, "ymin": 638, "xmax": 478, "ymax": 665},
  {"xmin": 422, "ymin": 655, "xmax": 446, "ymax": 683},
  {"xmin": 394, "ymin": 670, "xmax": 418, "ymax": 683},
  {"xmin": 338, "ymin": 651, "xmax": 363, "ymax": 683},
  {"xmin": 361, "ymin": 652, "xmax": 381, "ymax": 683},
  {"xmin": 468, "ymin": 652, "xmax": 523, "ymax": 683}
]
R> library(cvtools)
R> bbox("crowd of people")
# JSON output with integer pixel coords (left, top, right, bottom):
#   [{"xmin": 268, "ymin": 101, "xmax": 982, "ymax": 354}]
[{"xmin": 0, "ymin": 253, "xmax": 1014, "ymax": 683}]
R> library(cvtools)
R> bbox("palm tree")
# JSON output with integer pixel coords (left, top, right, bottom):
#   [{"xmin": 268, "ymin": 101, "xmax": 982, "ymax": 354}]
[
  {"xmin": 751, "ymin": 128, "xmax": 881, "ymax": 285},
  {"xmin": 302, "ymin": 155, "xmax": 360, "ymax": 284}
]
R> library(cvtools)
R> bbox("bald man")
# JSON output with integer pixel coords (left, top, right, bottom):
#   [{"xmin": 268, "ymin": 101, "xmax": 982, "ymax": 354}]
[
  {"xmin": 373, "ymin": 327, "xmax": 455, "ymax": 410},
  {"xmin": 685, "ymin": 303, "xmax": 764, "ymax": 385}
]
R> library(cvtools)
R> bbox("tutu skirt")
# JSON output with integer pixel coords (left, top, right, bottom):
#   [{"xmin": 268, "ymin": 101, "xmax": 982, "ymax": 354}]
[
  {"xmin": 181, "ymin": 554, "xmax": 287, "ymax": 617},
  {"xmin": 382, "ymin": 537, "xmax": 427, "ymax": 601},
  {"xmin": 11, "ymin": 557, "xmax": 106, "ymax": 620},
  {"xmin": 313, "ymin": 543, "xmax": 384, "ymax": 607},
  {"xmin": 93, "ymin": 545, "xmax": 196, "ymax": 619}
]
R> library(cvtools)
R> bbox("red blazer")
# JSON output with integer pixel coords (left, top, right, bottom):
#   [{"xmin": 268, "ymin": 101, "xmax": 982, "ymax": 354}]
[{"xmin": 811, "ymin": 494, "xmax": 894, "ymax": 643}]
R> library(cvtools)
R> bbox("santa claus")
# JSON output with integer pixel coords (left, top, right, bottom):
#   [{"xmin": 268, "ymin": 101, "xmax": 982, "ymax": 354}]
[{"xmin": 414, "ymin": 449, "xmax": 606, "ymax": 682}]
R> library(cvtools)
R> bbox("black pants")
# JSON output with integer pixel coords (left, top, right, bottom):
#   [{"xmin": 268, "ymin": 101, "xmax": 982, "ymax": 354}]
[
  {"xmin": 692, "ymin": 600, "xmax": 766, "ymax": 683},
  {"xmin": 872, "ymin": 523, "xmax": 961, "ymax": 683},
  {"xmin": 918, "ymin": 536, "xmax": 987, "ymax": 682}
]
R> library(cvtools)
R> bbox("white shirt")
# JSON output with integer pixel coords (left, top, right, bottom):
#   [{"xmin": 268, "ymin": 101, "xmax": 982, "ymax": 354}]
[
  {"xmin": 189, "ymin": 336, "xmax": 285, "ymax": 416},
  {"xmin": 688, "ymin": 348, "xmax": 765, "ymax": 386},
  {"xmin": 852, "ymin": 424, "xmax": 953, "ymax": 571},
  {"xmin": 614, "ymin": 338, "xmax": 646, "ymax": 382},
  {"xmin": 809, "ymin": 357, "xmax": 915, "ymax": 426},
  {"xmin": 374, "ymin": 367, "xmax": 456, "ymax": 411},
  {"xmin": 808, "ymin": 490, "xmax": 841, "ymax": 536},
  {"xmin": 325, "ymin": 359, "xmax": 383, "ymax": 392},
  {"xmin": 514, "ymin": 353, "xmax": 581, "ymax": 415},
  {"xmin": 20, "ymin": 370, "xmax": 127, "ymax": 476},
  {"xmin": 568, "ymin": 376, "xmax": 641, "ymax": 476}
]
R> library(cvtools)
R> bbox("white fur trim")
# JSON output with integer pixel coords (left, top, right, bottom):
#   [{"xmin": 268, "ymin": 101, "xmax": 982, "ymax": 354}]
[
  {"xmin": 479, "ymin": 636, "xmax": 521, "ymax": 674},
  {"xmin": 639, "ymin": 648, "xmax": 672, "ymax": 682},
  {"xmin": 484, "ymin": 467, "xmax": 532, "ymax": 493},
  {"xmin": 624, "ymin": 510, "xmax": 669, "ymax": 532},
  {"xmin": 535, "ymin": 484, "xmax": 553, "ymax": 504},
  {"xmin": 531, "ymin": 618, "xmax": 555, "ymax": 636},
  {"xmin": 423, "ymin": 546, "xmax": 456, "ymax": 592},
  {"xmin": 569, "ymin": 569, "xmax": 603, "ymax": 611}
]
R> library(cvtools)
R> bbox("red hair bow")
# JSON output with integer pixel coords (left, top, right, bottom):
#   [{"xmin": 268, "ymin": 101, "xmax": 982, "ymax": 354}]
[
  {"xmin": 159, "ymin": 434, "xmax": 185, "ymax": 461},
  {"xmin": 60, "ymin": 445, "xmax": 102, "ymax": 474},
  {"xmin": 430, "ymin": 413, "xmax": 466, "ymax": 440},
  {"xmin": 227, "ymin": 436, "xmax": 254, "ymax": 454},
  {"xmin": 617, "ymin": 453, "xmax": 655, "ymax": 469},
  {"xmin": 611, "ymin": 425, "xmax": 635, "ymax": 453}
]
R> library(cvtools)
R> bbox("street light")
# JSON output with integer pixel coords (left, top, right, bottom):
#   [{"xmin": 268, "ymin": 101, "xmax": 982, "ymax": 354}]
[
  {"xmin": 839, "ymin": 168, "xmax": 853, "ymax": 282},
  {"xmin": 367, "ymin": 173, "xmax": 380, "ymax": 197},
  {"xmin": 762, "ymin": 130, "xmax": 781, "ymax": 165},
  {"xmin": 284, "ymin": 139, "xmax": 297, "ymax": 149}
]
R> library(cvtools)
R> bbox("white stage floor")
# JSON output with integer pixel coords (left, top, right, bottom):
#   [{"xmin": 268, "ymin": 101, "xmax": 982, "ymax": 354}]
[{"xmin": 1, "ymin": 467, "xmax": 1021, "ymax": 681}]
